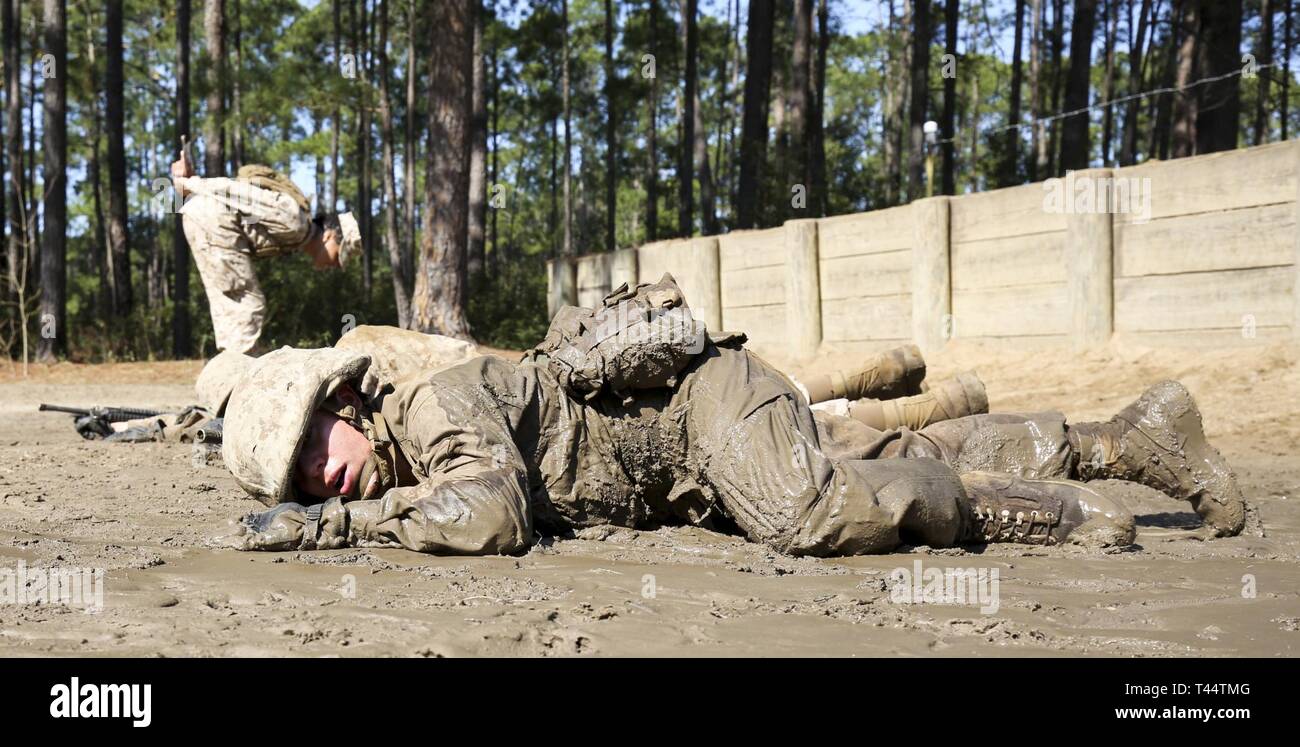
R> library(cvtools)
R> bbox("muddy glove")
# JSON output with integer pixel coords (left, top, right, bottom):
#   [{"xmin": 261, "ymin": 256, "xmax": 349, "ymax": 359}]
[
  {"xmin": 74, "ymin": 414, "xmax": 114, "ymax": 440},
  {"xmin": 211, "ymin": 497, "xmax": 351, "ymax": 551}
]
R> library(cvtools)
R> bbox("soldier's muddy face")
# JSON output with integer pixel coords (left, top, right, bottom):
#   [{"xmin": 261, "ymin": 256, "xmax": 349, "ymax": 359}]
[{"xmin": 293, "ymin": 409, "xmax": 374, "ymax": 500}]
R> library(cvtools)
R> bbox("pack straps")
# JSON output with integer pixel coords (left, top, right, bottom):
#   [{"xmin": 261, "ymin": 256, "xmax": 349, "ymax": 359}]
[{"xmin": 235, "ymin": 163, "xmax": 312, "ymax": 214}]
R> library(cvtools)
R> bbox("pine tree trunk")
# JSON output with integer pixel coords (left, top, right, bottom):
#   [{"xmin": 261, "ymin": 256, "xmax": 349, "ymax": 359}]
[
  {"xmin": 1195, "ymin": 0, "xmax": 1242, "ymax": 154},
  {"xmin": 354, "ymin": 0, "xmax": 373, "ymax": 295},
  {"xmin": 3, "ymin": 0, "xmax": 24, "ymax": 309},
  {"xmin": 944, "ymin": 0, "xmax": 962, "ymax": 193},
  {"xmin": 604, "ymin": 0, "xmax": 618, "ymax": 249},
  {"xmin": 411, "ymin": 0, "xmax": 473, "ymax": 339},
  {"xmin": 1255, "ymin": 0, "xmax": 1274, "ymax": 144},
  {"xmin": 646, "ymin": 0, "xmax": 659, "ymax": 241},
  {"xmin": 1099, "ymin": 0, "xmax": 1118, "ymax": 164},
  {"xmin": 1170, "ymin": 0, "xmax": 1199, "ymax": 158},
  {"xmin": 147, "ymin": 101, "xmax": 165, "ymax": 310},
  {"xmin": 468, "ymin": 5, "xmax": 487, "ymax": 273},
  {"xmin": 550, "ymin": 113, "xmax": 558, "ymax": 252},
  {"xmin": 203, "ymin": 0, "xmax": 225, "ymax": 175},
  {"xmin": 710, "ymin": 2, "xmax": 730, "ymax": 223},
  {"xmin": 561, "ymin": 0, "xmax": 573, "ymax": 255},
  {"xmin": 489, "ymin": 40, "xmax": 500, "ymax": 265},
  {"xmin": 84, "ymin": 9, "xmax": 110, "ymax": 320},
  {"xmin": 1284, "ymin": 0, "xmax": 1293, "ymax": 140},
  {"xmin": 736, "ymin": 0, "xmax": 774, "ymax": 229},
  {"xmin": 37, "ymin": 0, "xmax": 66, "ymax": 361},
  {"xmin": 907, "ymin": 0, "xmax": 931, "ymax": 199},
  {"xmin": 967, "ymin": 46, "xmax": 980, "ymax": 181},
  {"xmin": 1059, "ymin": 0, "xmax": 1098, "ymax": 172},
  {"xmin": 379, "ymin": 0, "xmax": 411, "ymax": 327},
  {"xmin": 1001, "ymin": 0, "xmax": 1027, "ymax": 187},
  {"xmin": 230, "ymin": 0, "xmax": 242, "ymax": 171},
  {"xmin": 403, "ymin": 0, "xmax": 417, "ymax": 283},
  {"xmin": 809, "ymin": 0, "xmax": 828, "ymax": 215},
  {"xmin": 1047, "ymin": 0, "xmax": 1066, "ymax": 175},
  {"xmin": 770, "ymin": 50, "xmax": 785, "ymax": 207},
  {"xmin": 884, "ymin": 0, "xmax": 909, "ymax": 203},
  {"xmin": 313, "ymin": 111, "xmax": 324, "ymax": 208},
  {"xmin": 330, "ymin": 0, "xmax": 342, "ymax": 211},
  {"xmin": 106, "ymin": 0, "xmax": 132, "ymax": 314},
  {"xmin": 678, "ymin": 0, "xmax": 697, "ymax": 236},
  {"xmin": 26, "ymin": 63, "xmax": 37, "ymax": 273},
  {"xmin": 693, "ymin": 83, "xmax": 717, "ymax": 234},
  {"xmin": 1151, "ymin": 0, "xmax": 1179, "ymax": 159},
  {"xmin": 789, "ymin": 0, "xmax": 811, "ymax": 209},
  {"xmin": 1119, "ymin": 0, "xmax": 1152, "ymax": 165},
  {"xmin": 1030, "ymin": 0, "xmax": 1045, "ymax": 179},
  {"xmin": 0, "ymin": 16, "xmax": 4, "ymax": 317},
  {"xmin": 173, "ymin": 0, "xmax": 192, "ymax": 357}
]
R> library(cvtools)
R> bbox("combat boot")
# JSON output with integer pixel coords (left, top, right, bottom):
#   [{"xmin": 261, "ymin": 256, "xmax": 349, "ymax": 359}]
[
  {"xmin": 959, "ymin": 472, "xmax": 1137, "ymax": 547},
  {"xmin": 1068, "ymin": 380, "xmax": 1245, "ymax": 537},
  {"xmin": 847, "ymin": 371, "xmax": 988, "ymax": 431},
  {"xmin": 801, "ymin": 344, "xmax": 926, "ymax": 403}
]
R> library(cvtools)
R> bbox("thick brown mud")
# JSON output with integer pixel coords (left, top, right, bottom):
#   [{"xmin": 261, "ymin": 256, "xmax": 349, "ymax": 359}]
[{"xmin": 1, "ymin": 341, "xmax": 1297, "ymax": 656}]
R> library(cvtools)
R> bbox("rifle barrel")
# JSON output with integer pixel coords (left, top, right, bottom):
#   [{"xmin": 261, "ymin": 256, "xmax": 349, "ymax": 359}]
[{"xmin": 39, "ymin": 404, "xmax": 91, "ymax": 416}]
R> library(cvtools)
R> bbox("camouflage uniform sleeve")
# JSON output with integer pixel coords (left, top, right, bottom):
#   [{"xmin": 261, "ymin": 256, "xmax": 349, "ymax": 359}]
[{"xmin": 342, "ymin": 384, "xmax": 533, "ymax": 555}]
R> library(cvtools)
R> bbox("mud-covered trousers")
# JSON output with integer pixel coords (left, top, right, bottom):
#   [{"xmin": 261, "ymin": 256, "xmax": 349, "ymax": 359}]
[{"xmin": 677, "ymin": 344, "xmax": 1075, "ymax": 556}]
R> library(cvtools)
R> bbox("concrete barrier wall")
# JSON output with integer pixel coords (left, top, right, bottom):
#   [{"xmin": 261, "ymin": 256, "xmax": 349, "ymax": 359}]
[
  {"xmin": 1112, "ymin": 140, "xmax": 1298, "ymax": 346},
  {"xmin": 718, "ymin": 228, "xmax": 787, "ymax": 351},
  {"xmin": 816, "ymin": 205, "xmax": 914, "ymax": 350},
  {"xmin": 575, "ymin": 253, "xmax": 611, "ymax": 311},
  {"xmin": 951, "ymin": 182, "xmax": 1070, "ymax": 343},
  {"xmin": 547, "ymin": 140, "xmax": 1300, "ymax": 359}
]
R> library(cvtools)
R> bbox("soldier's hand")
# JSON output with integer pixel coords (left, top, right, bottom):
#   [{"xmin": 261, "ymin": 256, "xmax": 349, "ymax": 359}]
[
  {"xmin": 209, "ymin": 502, "xmax": 307, "ymax": 551},
  {"xmin": 209, "ymin": 498, "xmax": 351, "ymax": 552},
  {"xmin": 170, "ymin": 157, "xmax": 193, "ymax": 180}
]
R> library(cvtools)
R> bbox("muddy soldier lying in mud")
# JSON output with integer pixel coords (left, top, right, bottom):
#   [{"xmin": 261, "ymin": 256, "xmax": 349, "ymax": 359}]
[{"xmin": 214, "ymin": 275, "xmax": 1246, "ymax": 556}]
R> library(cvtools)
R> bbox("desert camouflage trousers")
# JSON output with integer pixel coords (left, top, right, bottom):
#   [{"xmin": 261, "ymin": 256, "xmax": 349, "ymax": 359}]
[{"xmin": 182, "ymin": 204, "xmax": 266, "ymax": 354}]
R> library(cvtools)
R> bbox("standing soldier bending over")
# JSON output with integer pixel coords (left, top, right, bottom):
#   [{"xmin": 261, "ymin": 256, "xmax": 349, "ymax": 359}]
[{"xmin": 170, "ymin": 153, "xmax": 361, "ymax": 354}]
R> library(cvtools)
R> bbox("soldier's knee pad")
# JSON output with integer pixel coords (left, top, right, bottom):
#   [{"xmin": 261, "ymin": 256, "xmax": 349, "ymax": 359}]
[
  {"xmin": 787, "ymin": 459, "xmax": 965, "ymax": 557},
  {"xmin": 854, "ymin": 457, "xmax": 964, "ymax": 495},
  {"xmin": 866, "ymin": 458, "xmax": 968, "ymax": 546}
]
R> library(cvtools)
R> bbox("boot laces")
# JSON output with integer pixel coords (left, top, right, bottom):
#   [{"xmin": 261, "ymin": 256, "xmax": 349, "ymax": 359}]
[{"xmin": 972, "ymin": 505, "xmax": 1057, "ymax": 545}]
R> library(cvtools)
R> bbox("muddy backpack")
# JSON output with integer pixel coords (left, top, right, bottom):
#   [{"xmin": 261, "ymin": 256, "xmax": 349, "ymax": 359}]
[
  {"xmin": 535, "ymin": 273, "xmax": 709, "ymax": 402},
  {"xmin": 235, "ymin": 164, "xmax": 312, "ymax": 214}
]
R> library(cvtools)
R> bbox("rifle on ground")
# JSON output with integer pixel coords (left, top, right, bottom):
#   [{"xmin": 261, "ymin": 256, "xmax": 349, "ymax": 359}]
[{"xmin": 39, "ymin": 404, "xmax": 167, "ymax": 440}]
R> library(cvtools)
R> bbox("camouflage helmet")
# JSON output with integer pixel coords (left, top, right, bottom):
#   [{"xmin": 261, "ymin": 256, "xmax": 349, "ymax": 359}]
[
  {"xmin": 194, "ymin": 349, "xmax": 255, "ymax": 416},
  {"xmin": 222, "ymin": 346, "xmax": 371, "ymax": 506}
]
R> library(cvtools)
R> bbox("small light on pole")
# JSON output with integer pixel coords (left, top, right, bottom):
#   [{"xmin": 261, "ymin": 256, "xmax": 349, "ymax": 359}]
[{"xmin": 923, "ymin": 120, "xmax": 939, "ymax": 198}]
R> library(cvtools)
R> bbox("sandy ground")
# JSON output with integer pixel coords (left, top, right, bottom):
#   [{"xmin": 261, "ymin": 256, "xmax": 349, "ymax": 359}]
[{"xmin": 0, "ymin": 340, "xmax": 1298, "ymax": 657}]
